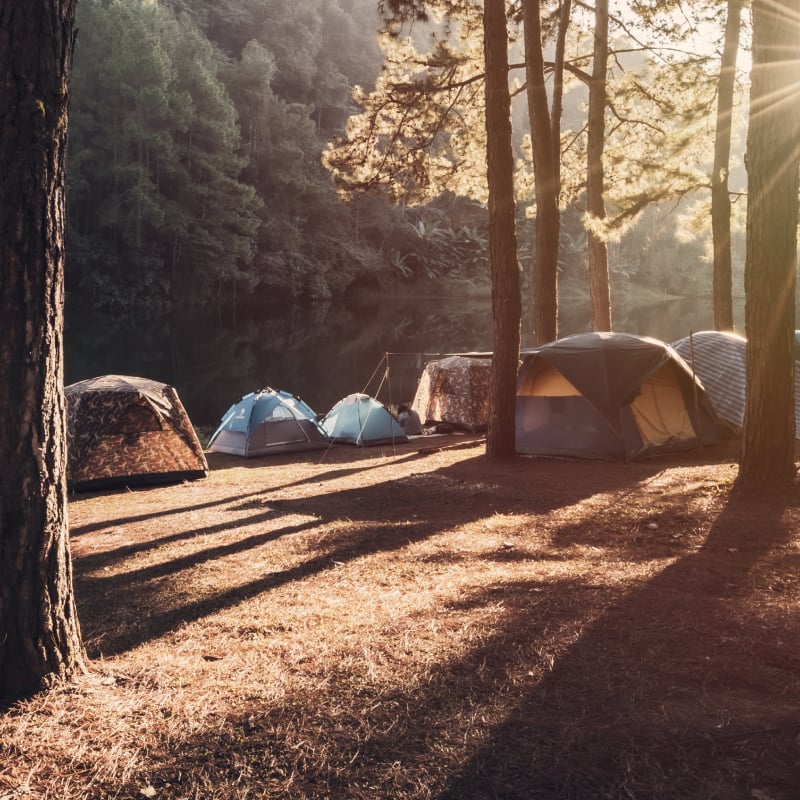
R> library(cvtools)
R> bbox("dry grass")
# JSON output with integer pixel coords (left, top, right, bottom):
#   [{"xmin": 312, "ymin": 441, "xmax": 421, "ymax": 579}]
[{"xmin": 2, "ymin": 435, "xmax": 800, "ymax": 799}]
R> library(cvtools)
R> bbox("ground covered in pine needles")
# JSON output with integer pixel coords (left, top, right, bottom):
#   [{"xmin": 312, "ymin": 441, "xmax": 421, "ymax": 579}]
[{"xmin": 3, "ymin": 434, "xmax": 800, "ymax": 799}]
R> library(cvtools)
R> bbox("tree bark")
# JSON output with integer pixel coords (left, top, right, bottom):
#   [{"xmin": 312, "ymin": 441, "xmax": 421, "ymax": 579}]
[
  {"xmin": 586, "ymin": 0, "xmax": 611, "ymax": 332},
  {"xmin": 711, "ymin": 0, "xmax": 742, "ymax": 332},
  {"xmin": 0, "ymin": 0, "xmax": 86, "ymax": 701},
  {"xmin": 483, "ymin": 0, "xmax": 521, "ymax": 458},
  {"xmin": 737, "ymin": 0, "xmax": 800, "ymax": 490},
  {"xmin": 524, "ymin": 0, "xmax": 569, "ymax": 346}
]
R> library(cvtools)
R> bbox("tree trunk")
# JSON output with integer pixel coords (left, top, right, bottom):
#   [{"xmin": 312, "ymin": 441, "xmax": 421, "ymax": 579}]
[
  {"xmin": 711, "ymin": 0, "xmax": 742, "ymax": 332},
  {"xmin": 483, "ymin": 0, "xmax": 521, "ymax": 458},
  {"xmin": 524, "ymin": 0, "xmax": 569, "ymax": 345},
  {"xmin": 737, "ymin": 0, "xmax": 800, "ymax": 490},
  {"xmin": 586, "ymin": 0, "xmax": 611, "ymax": 332},
  {"xmin": 0, "ymin": 0, "xmax": 86, "ymax": 701}
]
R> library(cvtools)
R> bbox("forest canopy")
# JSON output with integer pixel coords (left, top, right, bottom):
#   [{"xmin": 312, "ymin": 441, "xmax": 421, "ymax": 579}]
[
  {"xmin": 68, "ymin": 0, "xmax": 392, "ymax": 312},
  {"xmin": 66, "ymin": 0, "xmax": 749, "ymax": 316}
]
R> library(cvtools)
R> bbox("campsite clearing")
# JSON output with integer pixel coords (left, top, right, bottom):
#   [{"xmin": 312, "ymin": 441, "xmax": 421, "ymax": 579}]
[{"xmin": 3, "ymin": 435, "xmax": 800, "ymax": 799}]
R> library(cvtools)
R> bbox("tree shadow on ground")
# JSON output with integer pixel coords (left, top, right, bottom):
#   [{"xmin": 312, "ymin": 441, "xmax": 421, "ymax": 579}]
[
  {"xmin": 131, "ymin": 486, "xmax": 799, "ymax": 800},
  {"xmin": 70, "ymin": 444, "xmax": 800, "ymax": 799},
  {"xmin": 69, "ymin": 456, "xmax": 425, "ymax": 538},
  {"xmin": 72, "ymin": 449, "xmax": 673, "ymax": 659},
  {"xmin": 434, "ymin": 488, "xmax": 800, "ymax": 799}
]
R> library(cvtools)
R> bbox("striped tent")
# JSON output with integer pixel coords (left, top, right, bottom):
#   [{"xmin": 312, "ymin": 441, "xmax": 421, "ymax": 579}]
[
  {"xmin": 672, "ymin": 330, "xmax": 800, "ymax": 438},
  {"xmin": 672, "ymin": 331, "xmax": 747, "ymax": 435}
]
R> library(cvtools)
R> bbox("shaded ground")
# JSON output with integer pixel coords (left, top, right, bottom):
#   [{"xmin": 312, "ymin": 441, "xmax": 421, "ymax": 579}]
[{"xmin": 2, "ymin": 434, "xmax": 800, "ymax": 799}]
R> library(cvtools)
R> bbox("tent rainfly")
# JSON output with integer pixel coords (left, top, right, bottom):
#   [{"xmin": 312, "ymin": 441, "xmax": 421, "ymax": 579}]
[
  {"xmin": 207, "ymin": 388, "xmax": 328, "ymax": 457},
  {"xmin": 412, "ymin": 355, "xmax": 492, "ymax": 432},
  {"xmin": 516, "ymin": 332, "xmax": 722, "ymax": 460},
  {"xmin": 321, "ymin": 393, "xmax": 408, "ymax": 446},
  {"xmin": 66, "ymin": 374, "xmax": 208, "ymax": 490}
]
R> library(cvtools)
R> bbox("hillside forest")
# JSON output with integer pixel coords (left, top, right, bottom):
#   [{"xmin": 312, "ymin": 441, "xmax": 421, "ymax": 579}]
[{"xmin": 66, "ymin": 0, "xmax": 750, "ymax": 320}]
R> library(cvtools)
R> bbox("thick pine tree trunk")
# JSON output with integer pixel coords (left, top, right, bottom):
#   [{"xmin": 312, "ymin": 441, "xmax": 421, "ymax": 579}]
[
  {"xmin": 0, "ymin": 0, "xmax": 86, "ymax": 701},
  {"xmin": 737, "ymin": 0, "xmax": 800, "ymax": 490},
  {"xmin": 483, "ymin": 0, "xmax": 521, "ymax": 458},
  {"xmin": 711, "ymin": 0, "xmax": 742, "ymax": 332}
]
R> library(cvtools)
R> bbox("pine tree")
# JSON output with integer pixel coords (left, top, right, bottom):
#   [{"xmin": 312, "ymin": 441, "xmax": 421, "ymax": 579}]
[
  {"xmin": 737, "ymin": 0, "xmax": 800, "ymax": 490},
  {"xmin": 586, "ymin": 0, "xmax": 610, "ymax": 332},
  {"xmin": 484, "ymin": 0, "xmax": 521, "ymax": 457},
  {"xmin": 711, "ymin": 0, "xmax": 743, "ymax": 331},
  {"xmin": 0, "ymin": 0, "xmax": 86, "ymax": 702}
]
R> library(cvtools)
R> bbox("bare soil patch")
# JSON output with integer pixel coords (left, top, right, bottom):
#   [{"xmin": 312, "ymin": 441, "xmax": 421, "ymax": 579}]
[{"xmin": 2, "ymin": 435, "xmax": 800, "ymax": 799}]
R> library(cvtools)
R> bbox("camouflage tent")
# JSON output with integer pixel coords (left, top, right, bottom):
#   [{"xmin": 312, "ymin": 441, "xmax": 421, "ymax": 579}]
[
  {"xmin": 412, "ymin": 355, "xmax": 492, "ymax": 432},
  {"xmin": 66, "ymin": 375, "xmax": 208, "ymax": 490}
]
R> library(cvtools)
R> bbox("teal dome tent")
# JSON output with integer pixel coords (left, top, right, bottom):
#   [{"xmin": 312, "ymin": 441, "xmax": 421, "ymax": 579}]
[{"xmin": 321, "ymin": 393, "xmax": 408, "ymax": 446}]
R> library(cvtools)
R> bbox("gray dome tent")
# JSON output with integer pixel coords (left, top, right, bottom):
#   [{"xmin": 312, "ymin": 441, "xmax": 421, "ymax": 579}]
[{"xmin": 516, "ymin": 332, "xmax": 722, "ymax": 460}]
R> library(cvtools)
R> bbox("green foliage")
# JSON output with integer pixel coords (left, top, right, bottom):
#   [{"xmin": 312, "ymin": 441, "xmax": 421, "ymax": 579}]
[
  {"xmin": 68, "ymin": 0, "xmax": 260, "ymax": 312},
  {"xmin": 385, "ymin": 204, "xmax": 489, "ymax": 282},
  {"xmin": 193, "ymin": 0, "xmax": 395, "ymax": 304},
  {"xmin": 323, "ymin": 7, "xmax": 488, "ymax": 204},
  {"xmin": 67, "ymin": 0, "xmax": 397, "ymax": 314}
]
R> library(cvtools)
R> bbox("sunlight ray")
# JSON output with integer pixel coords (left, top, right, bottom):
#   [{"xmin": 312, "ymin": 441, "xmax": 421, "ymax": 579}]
[{"xmin": 747, "ymin": 80, "xmax": 800, "ymax": 124}]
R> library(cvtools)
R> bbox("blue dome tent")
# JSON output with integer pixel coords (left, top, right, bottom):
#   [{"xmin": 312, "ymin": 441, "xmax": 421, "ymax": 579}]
[{"xmin": 207, "ymin": 388, "xmax": 328, "ymax": 457}]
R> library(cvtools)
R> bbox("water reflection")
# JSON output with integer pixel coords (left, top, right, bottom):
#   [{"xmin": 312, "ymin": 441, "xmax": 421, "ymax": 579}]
[{"xmin": 64, "ymin": 293, "xmax": 743, "ymax": 427}]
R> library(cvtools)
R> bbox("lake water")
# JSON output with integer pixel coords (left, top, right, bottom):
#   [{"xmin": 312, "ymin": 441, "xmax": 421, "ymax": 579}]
[{"xmin": 64, "ymin": 292, "xmax": 742, "ymax": 428}]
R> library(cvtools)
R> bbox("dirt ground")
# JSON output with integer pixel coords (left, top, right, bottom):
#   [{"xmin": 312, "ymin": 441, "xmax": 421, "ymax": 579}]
[{"xmin": 3, "ymin": 433, "xmax": 800, "ymax": 799}]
